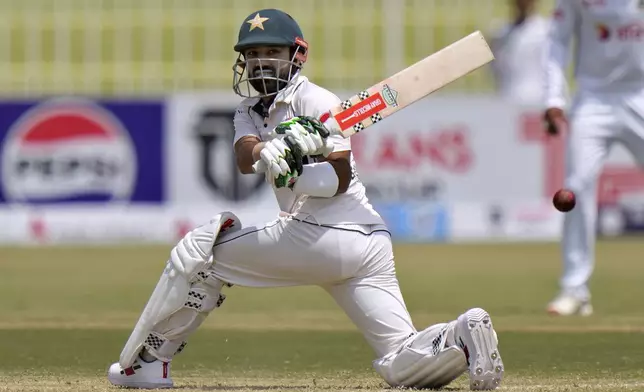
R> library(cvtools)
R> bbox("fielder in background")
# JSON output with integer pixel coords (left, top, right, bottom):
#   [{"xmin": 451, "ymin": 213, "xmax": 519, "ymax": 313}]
[
  {"xmin": 543, "ymin": 0, "xmax": 644, "ymax": 316},
  {"xmin": 490, "ymin": 0, "xmax": 550, "ymax": 105},
  {"xmin": 106, "ymin": 8, "xmax": 504, "ymax": 391}
]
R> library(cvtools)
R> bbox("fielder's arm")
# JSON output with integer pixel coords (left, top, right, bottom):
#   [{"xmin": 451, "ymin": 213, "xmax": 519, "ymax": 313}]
[{"xmin": 544, "ymin": 0, "xmax": 578, "ymax": 109}]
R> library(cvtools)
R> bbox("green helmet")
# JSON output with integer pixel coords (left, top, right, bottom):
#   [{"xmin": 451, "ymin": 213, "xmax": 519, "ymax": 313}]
[{"xmin": 232, "ymin": 9, "xmax": 308, "ymax": 99}]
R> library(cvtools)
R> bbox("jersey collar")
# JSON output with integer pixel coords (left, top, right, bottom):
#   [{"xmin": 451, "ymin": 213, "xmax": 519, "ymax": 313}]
[{"xmin": 274, "ymin": 73, "xmax": 307, "ymax": 104}]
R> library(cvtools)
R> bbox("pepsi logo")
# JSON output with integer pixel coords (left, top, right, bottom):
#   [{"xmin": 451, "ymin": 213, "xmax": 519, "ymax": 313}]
[{"xmin": 1, "ymin": 99, "xmax": 137, "ymax": 203}]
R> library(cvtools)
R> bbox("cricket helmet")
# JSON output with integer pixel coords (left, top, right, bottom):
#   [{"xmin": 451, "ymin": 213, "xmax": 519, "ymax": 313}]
[{"xmin": 232, "ymin": 9, "xmax": 308, "ymax": 98}]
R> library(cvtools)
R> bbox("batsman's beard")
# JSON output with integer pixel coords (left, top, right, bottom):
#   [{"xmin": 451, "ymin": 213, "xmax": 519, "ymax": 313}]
[{"xmin": 249, "ymin": 66, "xmax": 289, "ymax": 95}]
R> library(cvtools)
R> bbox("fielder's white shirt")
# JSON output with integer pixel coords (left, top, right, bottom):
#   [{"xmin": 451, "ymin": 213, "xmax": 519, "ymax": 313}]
[
  {"xmin": 545, "ymin": 0, "xmax": 644, "ymax": 108},
  {"xmin": 233, "ymin": 75, "xmax": 385, "ymax": 226},
  {"xmin": 491, "ymin": 15, "xmax": 550, "ymax": 105}
]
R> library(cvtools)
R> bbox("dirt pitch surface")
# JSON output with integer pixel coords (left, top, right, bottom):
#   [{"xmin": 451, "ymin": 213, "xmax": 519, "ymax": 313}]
[{"xmin": 1, "ymin": 241, "xmax": 643, "ymax": 391}]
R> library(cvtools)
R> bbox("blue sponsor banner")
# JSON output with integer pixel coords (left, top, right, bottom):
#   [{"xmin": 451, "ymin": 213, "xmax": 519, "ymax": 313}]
[
  {"xmin": 0, "ymin": 98, "xmax": 164, "ymax": 204},
  {"xmin": 373, "ymin": 202, "xmax": 449, "ymax": 242}
]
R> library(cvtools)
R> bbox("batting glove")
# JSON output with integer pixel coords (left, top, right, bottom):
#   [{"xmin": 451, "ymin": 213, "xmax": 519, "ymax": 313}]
[
  {"xmin": 259, "ymin": 137, "xmax": 304, "ymax": 189},
  {"xmin": 273, "ymin": 116, "xmax": 335, "ymax": 157}
]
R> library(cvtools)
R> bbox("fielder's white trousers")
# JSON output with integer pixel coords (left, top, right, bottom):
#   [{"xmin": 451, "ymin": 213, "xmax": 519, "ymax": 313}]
[
  {"xmin": 211, "ymin": 214, "xmax": 416, "ymax": 358},
  {"xmin": 563, "ymin": 91, "xmax": 644, "ymax": 299}
]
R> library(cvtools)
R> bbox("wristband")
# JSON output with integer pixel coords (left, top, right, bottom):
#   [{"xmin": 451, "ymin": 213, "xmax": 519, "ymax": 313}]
[{"xmin": 291, "ymin": 161, "xmax": 339, "ymax": 197}]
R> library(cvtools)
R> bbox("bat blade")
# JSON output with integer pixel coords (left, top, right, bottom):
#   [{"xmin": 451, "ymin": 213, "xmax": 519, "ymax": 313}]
[
  {"xmin": 252, "ymin": 30, "xmax": 494, "ymax": 174},
  {"xmin": 327, "ymin": 30, "xmax": 495, "ymax": 138}
]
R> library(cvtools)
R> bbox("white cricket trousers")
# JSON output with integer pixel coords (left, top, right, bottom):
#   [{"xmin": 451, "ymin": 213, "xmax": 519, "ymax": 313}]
[
  {"xmin": 211, "ymin": 215, "xmax": 416, "ymax": 358},
  {"xmin": 563, "ymin": 91, "xmax": 644, "ymax": 299}
]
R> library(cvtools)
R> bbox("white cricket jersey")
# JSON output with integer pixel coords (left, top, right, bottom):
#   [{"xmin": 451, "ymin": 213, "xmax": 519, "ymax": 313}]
[
  {"xmin": 233, "ymin": 74, "xmax": 385, "ymax": 226},
  {"xmin": 491, "ymin": 15, "xmax": 550, "ymax": 105},
  {"xmin": 545, "ymin": 0, "xmax": 644, "ymax": 108}
]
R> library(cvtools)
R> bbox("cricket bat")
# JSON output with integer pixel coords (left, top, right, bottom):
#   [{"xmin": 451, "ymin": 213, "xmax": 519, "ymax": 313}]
[
  {"xmin": 324, "ymin": 30, "xmax": 494, "ymax": 137},
  {"xmin": 253, "ymin": 30, "xmax": 494, "ymax": 172}
]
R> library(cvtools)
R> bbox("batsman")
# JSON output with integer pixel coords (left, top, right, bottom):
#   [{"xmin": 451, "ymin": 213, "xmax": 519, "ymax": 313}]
[{"xmin": 107, "ymin": 9, "xmax": 504, "ymax": 390}]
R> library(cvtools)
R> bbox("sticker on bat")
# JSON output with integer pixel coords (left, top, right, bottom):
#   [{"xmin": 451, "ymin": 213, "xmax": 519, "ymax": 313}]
[
  {"xmin": 334, "ymin": 93, "xmax": 387, "ymax": 131},
  {"xmin": 382, "ymin": 84, "xmax": 398, "ymax": 107}
]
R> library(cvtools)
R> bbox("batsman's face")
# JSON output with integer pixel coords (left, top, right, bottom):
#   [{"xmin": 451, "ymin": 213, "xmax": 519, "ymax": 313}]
[
  {"xmin": 243, "ymin": 46, "xmax": 293, "ymax": 93},
  {"xmin": 244, "ymin": 46, "xmax": 291, "ymax": 74},
  {"xmin": 232, "ymin": 45, "xmax": 301, "ymax": 98}
]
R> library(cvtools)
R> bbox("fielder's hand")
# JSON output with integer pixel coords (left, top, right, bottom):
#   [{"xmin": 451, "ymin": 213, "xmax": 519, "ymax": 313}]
[
  {"xmin": 258, "ymin": 137, "xmax": 304, "ymax": 189},
  {"xmin": 544, "ymin": 107, "xmax": 568, "ymax": 136},
  {"xmin": 272, "ymin": 116, "xmax": 335, "ymax": 157}
]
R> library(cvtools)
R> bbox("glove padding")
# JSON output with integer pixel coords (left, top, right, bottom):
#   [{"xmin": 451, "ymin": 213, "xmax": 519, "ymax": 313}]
[
  {"xmin": 273, "ymin": 116, "xmax": 335, "ymax": 157},
  {"xmin": 252, "ymin": 116, "xmax": 335, "ymax": 176},
  {"xmin": 259, "ymin": 136, "xmax": 304, "ymax": 188}
]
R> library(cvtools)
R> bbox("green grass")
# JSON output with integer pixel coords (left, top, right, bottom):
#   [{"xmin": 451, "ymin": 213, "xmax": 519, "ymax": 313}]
[
  {"xmin": 0, "ymin": 240, "xmax": 643, "ymax": 391},
  {"xmin": 0, "ymin": 0, "xmax": 557, "ymax": 96},
  {"xmin": 1, "ymin": 330, "xmax": 643, "ymax": 391}
]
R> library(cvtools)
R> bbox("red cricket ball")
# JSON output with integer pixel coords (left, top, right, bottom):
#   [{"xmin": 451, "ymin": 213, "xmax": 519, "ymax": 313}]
[{"xmin": 553, "ymin": 189, "xmax": 576, "ymax": 212}]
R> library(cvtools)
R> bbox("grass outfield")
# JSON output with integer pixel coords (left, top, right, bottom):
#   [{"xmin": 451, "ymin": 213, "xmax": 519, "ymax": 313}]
[{"xmin": 1, "ymin": 240, "xmax": 643, "ymax": 391}]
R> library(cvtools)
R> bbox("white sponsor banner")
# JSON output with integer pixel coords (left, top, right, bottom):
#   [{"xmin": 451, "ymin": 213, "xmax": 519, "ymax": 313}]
[
  {"xmin": 0, "ymin": 207, "xmax": 31, "ymax": 244},
  {"xmin": 0, "ymin": 202, "xmax": 561, "ymax": 245},
  {"xmin": 166, "ymin": 92, "xmax": 280, "ymax": 228},
  {"xmin": 350, "ymin": 96, "xmax": 548, "ymax": 204},
  {"xmin": 158, "ymin": 92, "xmax": 641, "ymax": 244},
  {"xmin": 0, "ymin": 205, "xmax": 264, "ymax": 245},
  {"xmin": 166, "ymin": 92, "xmax": 644, "ymax": 205},
  {"xmin": 449, "ymin": 201, "xmax": 564, "ymax": 242},
  {"xmin": 0, "ymin": 206, "xmax": 173, "ymax": 245}
]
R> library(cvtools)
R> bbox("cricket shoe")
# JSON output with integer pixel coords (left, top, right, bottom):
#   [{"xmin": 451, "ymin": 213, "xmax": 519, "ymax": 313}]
[
  {"xmin": 107, "ymin": 358, "xmax": 173, "ymax": 389},
  {"xmin": 455, "ymin": 308, "xmax": 504, "ymax": 390},
  {"xmin": 546, "ymin": 294, "xmax": 593, "ymax": 316}
]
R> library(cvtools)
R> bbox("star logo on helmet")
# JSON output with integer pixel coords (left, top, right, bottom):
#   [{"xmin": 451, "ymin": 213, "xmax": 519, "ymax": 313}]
[{"xmin": 246, "ymin": 13, "xmax": 270, "ymax": 31}]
